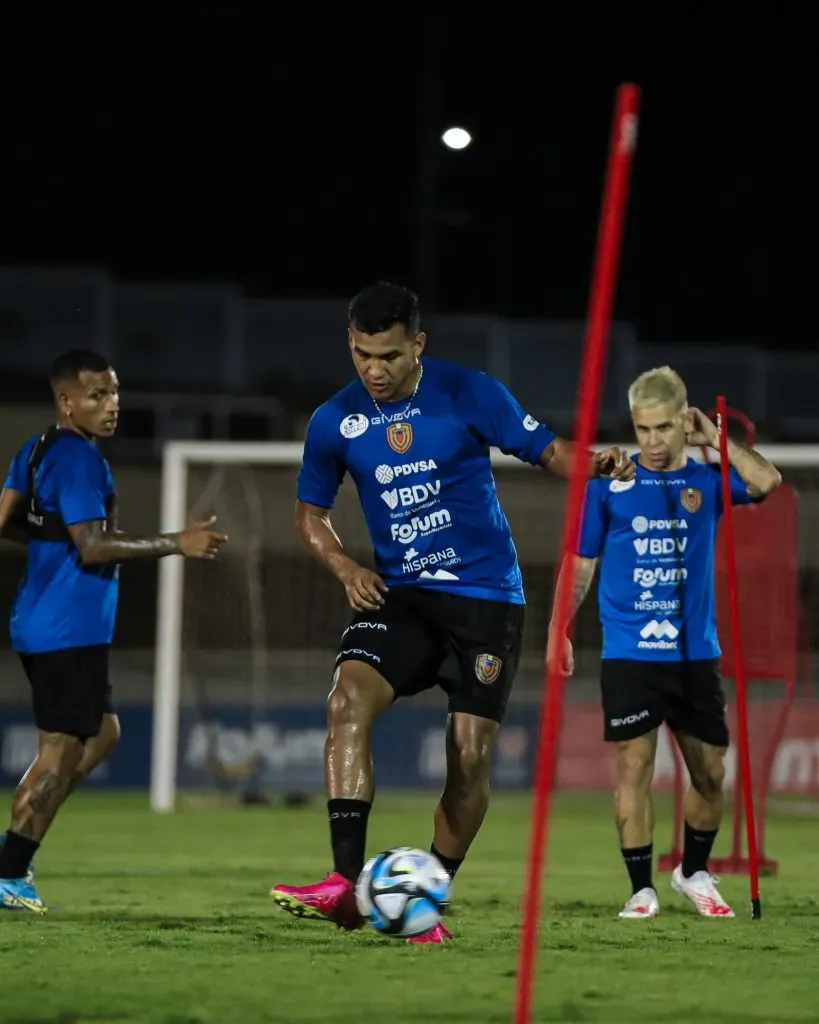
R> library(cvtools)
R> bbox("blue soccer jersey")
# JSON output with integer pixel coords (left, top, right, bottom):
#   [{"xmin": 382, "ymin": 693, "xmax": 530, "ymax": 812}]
[
  {"xmin": 297, "ymin": 356, "xmax": 557, "ymax": 604},
  {"xmin": 577, "ymin": 456, "xmax": 756, "ymax": 661},
  {"xmin": 577, "ymin": 458, "xmax": 753, "ymax": 663},
  {"xmin": 5, "ymin": 432, "xmax": 119, "ymax": 654}
]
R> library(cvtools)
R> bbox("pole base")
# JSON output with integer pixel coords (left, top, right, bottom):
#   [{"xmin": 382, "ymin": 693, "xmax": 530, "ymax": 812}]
[{"xmin": 658, "ymin": 852, "xmax": 778, "ymax": 877}]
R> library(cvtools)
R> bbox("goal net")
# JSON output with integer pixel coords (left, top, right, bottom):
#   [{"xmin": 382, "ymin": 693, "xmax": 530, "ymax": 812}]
[{"xmin": 151, "ymin": 440, "xmax": 819, "ymax": 841}]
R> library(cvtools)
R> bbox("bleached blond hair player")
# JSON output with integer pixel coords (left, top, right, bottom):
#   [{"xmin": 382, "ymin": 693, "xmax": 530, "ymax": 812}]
[{"xmin": 547, "ymin": 366, "xmax": 781, "ymax": 919}]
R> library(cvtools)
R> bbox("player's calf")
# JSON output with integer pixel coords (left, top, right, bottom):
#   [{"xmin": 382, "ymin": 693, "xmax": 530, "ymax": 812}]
[
  {"xmin": 0, "ymin": 731, "xmax": 83, "ymax": 887},
  {"xmin": 0, "ymin": 732, "xmax": 81, "ymax": 911},
  {"xmin": 69, "ymin": 713, "xmax": 121, "ymax": 795},
  {"xmin": 12, "ymin": 732, "xmax": 83, "ymax": 841},
  {"xmin": 676, "ymin": 732, "xmax": 727, "ymax": 879},
  {"xmin": 614, "ymin": 733, "xmax": 657, "ymax": 905},
  {"xmin": 431, "ymin": 712, "xmax": 497, "ymax": 875},
  {"xmin": 271, "ymin": 662, "xmax": 391, "ymax": 930}
]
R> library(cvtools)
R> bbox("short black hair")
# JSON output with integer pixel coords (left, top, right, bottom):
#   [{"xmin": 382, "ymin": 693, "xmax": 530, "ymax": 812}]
[
  {"xmin": 50, "ymin": 349, "xmax": 111, "ymax": 385},
  {"xmin": 348, "ymin": 281, "xmax": 420, "ymax": 335}
]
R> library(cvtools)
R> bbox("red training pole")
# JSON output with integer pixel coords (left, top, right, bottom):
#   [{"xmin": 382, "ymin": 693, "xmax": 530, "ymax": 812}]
[
  {"xmin": 513, "ymin": 82, "xmax": 642, "ymax": 1024},
  {"xmin": 715, "ymin": 395, "xmax": 762, "ymax": 918}
]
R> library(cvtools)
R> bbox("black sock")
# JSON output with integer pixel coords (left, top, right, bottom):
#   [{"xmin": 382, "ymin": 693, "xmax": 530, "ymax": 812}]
[
  {"xmin": 328, "ymin": 799, "xmax": 371, "ymax": 882},
  {"xmin": 682, "ymin": 822, "xmax": 718, "ymax": 878},
  {"xmin": 621, "ymin": 843, "xmax": 653, "ymax": 894},
  {"xmin": 0, "ymin": 830, "xmax": 39, "ymax": 880},
  {"xmin": 431, "ymin": 845, "xmax": 464, "ymax": 880}
]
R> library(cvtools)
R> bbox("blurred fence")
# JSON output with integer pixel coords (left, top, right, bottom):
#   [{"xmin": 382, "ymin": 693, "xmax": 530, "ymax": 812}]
[{"xmin": 2, "ymin": 266, "xmax": 819, "ymax": 442}]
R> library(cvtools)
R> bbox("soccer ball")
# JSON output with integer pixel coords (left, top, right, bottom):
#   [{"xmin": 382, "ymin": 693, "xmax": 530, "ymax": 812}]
[{"xmin": 355, "ymin": 847, "xmax": 451, "ymax": 938}]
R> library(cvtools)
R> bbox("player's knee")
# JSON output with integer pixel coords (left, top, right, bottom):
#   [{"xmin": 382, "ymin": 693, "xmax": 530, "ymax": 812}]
[
  {"xmin": 447, "ymin": 717, "xmax": 496, "ymax": 787},
  {"xmin": 616, "ymin": 738, "xmax": 655, "ymax": 789},
  {"xmin": 451, "ymin": 744, "xmax": 490, "ymax": 788},
  {"xmin": 97, "ymin": 714, "xmax": 121, "ymax": 757},
  {"xmin": 689, "ymin": 752, "xmax": 726, "ymax": 802},
  {"xmin": 327, "ymin": 663, "xmax": 389, "ymax": 729},
  {"xmin": 38, "ymin": 732, "xmax": 84, "ymax": 774}
]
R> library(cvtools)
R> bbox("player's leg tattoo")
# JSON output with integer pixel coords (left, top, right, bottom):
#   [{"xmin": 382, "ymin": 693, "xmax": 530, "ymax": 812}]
[
  {"xmin": 11, "ymin": 732, "xmax": 83, "ymax": 841},
  {"xmin": 68, "ymin": 714, "xmax": 121, "ymax": 795},
  {"xmin": 432, "ymin": 712, "xmax": 498, "ymax": 863},
  {"xmin": 614, "ymin": 730, "xmax": 658, "ymax": 848}
]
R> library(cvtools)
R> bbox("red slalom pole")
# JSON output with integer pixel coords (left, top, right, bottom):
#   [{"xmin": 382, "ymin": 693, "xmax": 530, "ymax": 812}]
[
  {"xmin": 513, "ymin": 82, "xmax": 641, "ymax": 1024},
  {"xmin": 715, "ymin": 394, "xmax": 762, "ymax": 919}
]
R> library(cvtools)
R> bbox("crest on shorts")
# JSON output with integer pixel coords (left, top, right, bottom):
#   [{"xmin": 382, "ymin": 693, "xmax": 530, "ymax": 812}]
[
  {"xmin": 387, "ymin": 422, "xmax": 413, "ymax": 454},
  {"xmin": 475, "ymin": 653, "xmax": 502, "ymax": 685},
  {"xmin": 680, "ymin": 487, "xmax": 703, "ymax": 513}
]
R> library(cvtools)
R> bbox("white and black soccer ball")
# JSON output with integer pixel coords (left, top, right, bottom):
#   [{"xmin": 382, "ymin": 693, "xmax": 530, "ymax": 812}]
[{"xmin": 355, "ymin": 847, "xmax": 451, "ymax": 938}]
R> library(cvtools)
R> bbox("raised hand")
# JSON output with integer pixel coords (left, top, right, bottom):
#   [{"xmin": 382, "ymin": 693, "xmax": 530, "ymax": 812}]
[
  {"xmin": 176, "ymin": 516, "xmax": 229, "ymax": 560},
  {"xmin": 685, "ymin": 407, "xmax": 719, "ymax": 449},
  {"xmin": 594, "ymin": 447, "xmax": 635, "ymax": 481}
]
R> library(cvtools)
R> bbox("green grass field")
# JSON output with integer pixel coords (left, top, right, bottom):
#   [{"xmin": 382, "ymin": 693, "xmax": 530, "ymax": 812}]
[{"xmin": 1, "ymin": 790, "xmax": 817, "ymax": 1024}]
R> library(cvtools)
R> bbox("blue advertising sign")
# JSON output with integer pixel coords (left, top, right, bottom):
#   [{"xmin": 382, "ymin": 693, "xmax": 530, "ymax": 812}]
[{"xmin": 0, "ymin": 704, "xmax": 536, "ymax": 791}]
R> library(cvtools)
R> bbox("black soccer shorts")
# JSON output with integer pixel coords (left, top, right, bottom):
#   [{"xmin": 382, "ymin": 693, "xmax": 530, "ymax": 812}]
[
  {"xmin": 19, "ymin": 644, "xmax": 115, "ymax": 741},
  {"xmin": 334, "ymin": 587, "xmax": 524, "ymax": 723},
  {"xmin": 599, "ymin": 658, "xmax": 729, "ymax": 747}
]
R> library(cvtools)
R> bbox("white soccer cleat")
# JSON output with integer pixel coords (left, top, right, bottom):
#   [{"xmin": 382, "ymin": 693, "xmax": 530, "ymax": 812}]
[
  {"xmin": 671, "ymin": 865, "xmax": 735, "ymax": 918},
  {"xmin": 618, "ymin": 887, "xmax": 659, "ymax": 919}
]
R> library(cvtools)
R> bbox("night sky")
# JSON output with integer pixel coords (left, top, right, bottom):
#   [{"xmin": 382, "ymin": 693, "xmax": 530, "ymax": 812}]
[{"xmin": 2, "ymin": 8, "xmax": 813, "ymax": 348}]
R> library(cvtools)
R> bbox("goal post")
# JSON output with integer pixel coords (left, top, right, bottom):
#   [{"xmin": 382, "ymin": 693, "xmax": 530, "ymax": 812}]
[{"xmin": 149, "ymin": 439, "xmax": 817, "ymax": 813}]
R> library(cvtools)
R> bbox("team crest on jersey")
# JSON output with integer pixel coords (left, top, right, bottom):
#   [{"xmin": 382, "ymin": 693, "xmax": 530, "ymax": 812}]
[
  {"xmin": 475, "ymin": 653, "xmax": 502, "ymax": 685},
  {"xmin": 387, "ymin": 422, "xmax": 413, "ymax": 454},
  {"xmin": 680, "ymin": 487, "xmax": 702, "ymax": 513}
]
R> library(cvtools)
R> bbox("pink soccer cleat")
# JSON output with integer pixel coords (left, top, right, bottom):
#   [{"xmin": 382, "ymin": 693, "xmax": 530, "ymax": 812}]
[
  {"xmin": 406, "ymin": 922, "xmax": 453, "ymax": 944},
  {"xmin": 270, "ymin": 871, "xmax": 365, "ymax": 930}
]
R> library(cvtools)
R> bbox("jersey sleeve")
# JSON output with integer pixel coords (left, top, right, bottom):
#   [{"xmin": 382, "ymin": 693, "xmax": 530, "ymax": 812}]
[
  {"xmin": 708, "ymin": 463, "xmax": 759, "ymax": 510},
  {"xmin": 53, "ymin": 444, "xmax": 112, "ymax": 525},
  {"xmin": 296, "ymin": 406, "xmax": 347, "ymax": 509},
  {"xmin": 467, "ymin": 373, "xmax": 557, "ymax": 465},
  {"xmin": 577, "ymin": 479, "xmax": 608, "ymax": 557},
  {"xmin": 3, "ymin": 438, "xmax": 36, "ymax": 492}
]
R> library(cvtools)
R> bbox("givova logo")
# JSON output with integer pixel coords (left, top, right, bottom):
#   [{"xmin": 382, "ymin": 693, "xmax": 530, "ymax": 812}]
[
  {"xmin": 371, "ymin": 408, "xmax": 421, "ymax": 425},
  {"xmin": 390, "ymin": 509, "xmax": 452, "ymax": 544}
]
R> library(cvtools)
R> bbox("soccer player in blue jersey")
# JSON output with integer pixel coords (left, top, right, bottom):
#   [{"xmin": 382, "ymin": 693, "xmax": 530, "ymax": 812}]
[
  {"xmin": 547, "ymin": 365, "xmax": 781, "ymax": 920},
  {"xmin": 270, "ymin": 281, "xmax": 635, "ymax": 942},
  {"xmin": 0, "ymin": 349, "xmax": 228, "ymax": 913}
]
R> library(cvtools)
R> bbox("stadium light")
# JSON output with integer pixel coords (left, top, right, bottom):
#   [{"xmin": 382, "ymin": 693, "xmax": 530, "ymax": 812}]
[{"xmin": 441, "ymin": 126, "xmax": 472, "ymax": 151}]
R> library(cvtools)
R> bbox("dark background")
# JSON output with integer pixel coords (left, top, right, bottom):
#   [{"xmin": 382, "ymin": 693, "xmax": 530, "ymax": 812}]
[{"xmin": 2, "ymin": 7, "xmax": 813, "ymax": 348}]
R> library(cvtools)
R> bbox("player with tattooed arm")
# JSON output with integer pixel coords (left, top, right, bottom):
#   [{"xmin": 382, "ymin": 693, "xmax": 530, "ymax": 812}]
[{"xmin": 0, "ymin": 349, "xmax": 228, "ymax": 912}]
